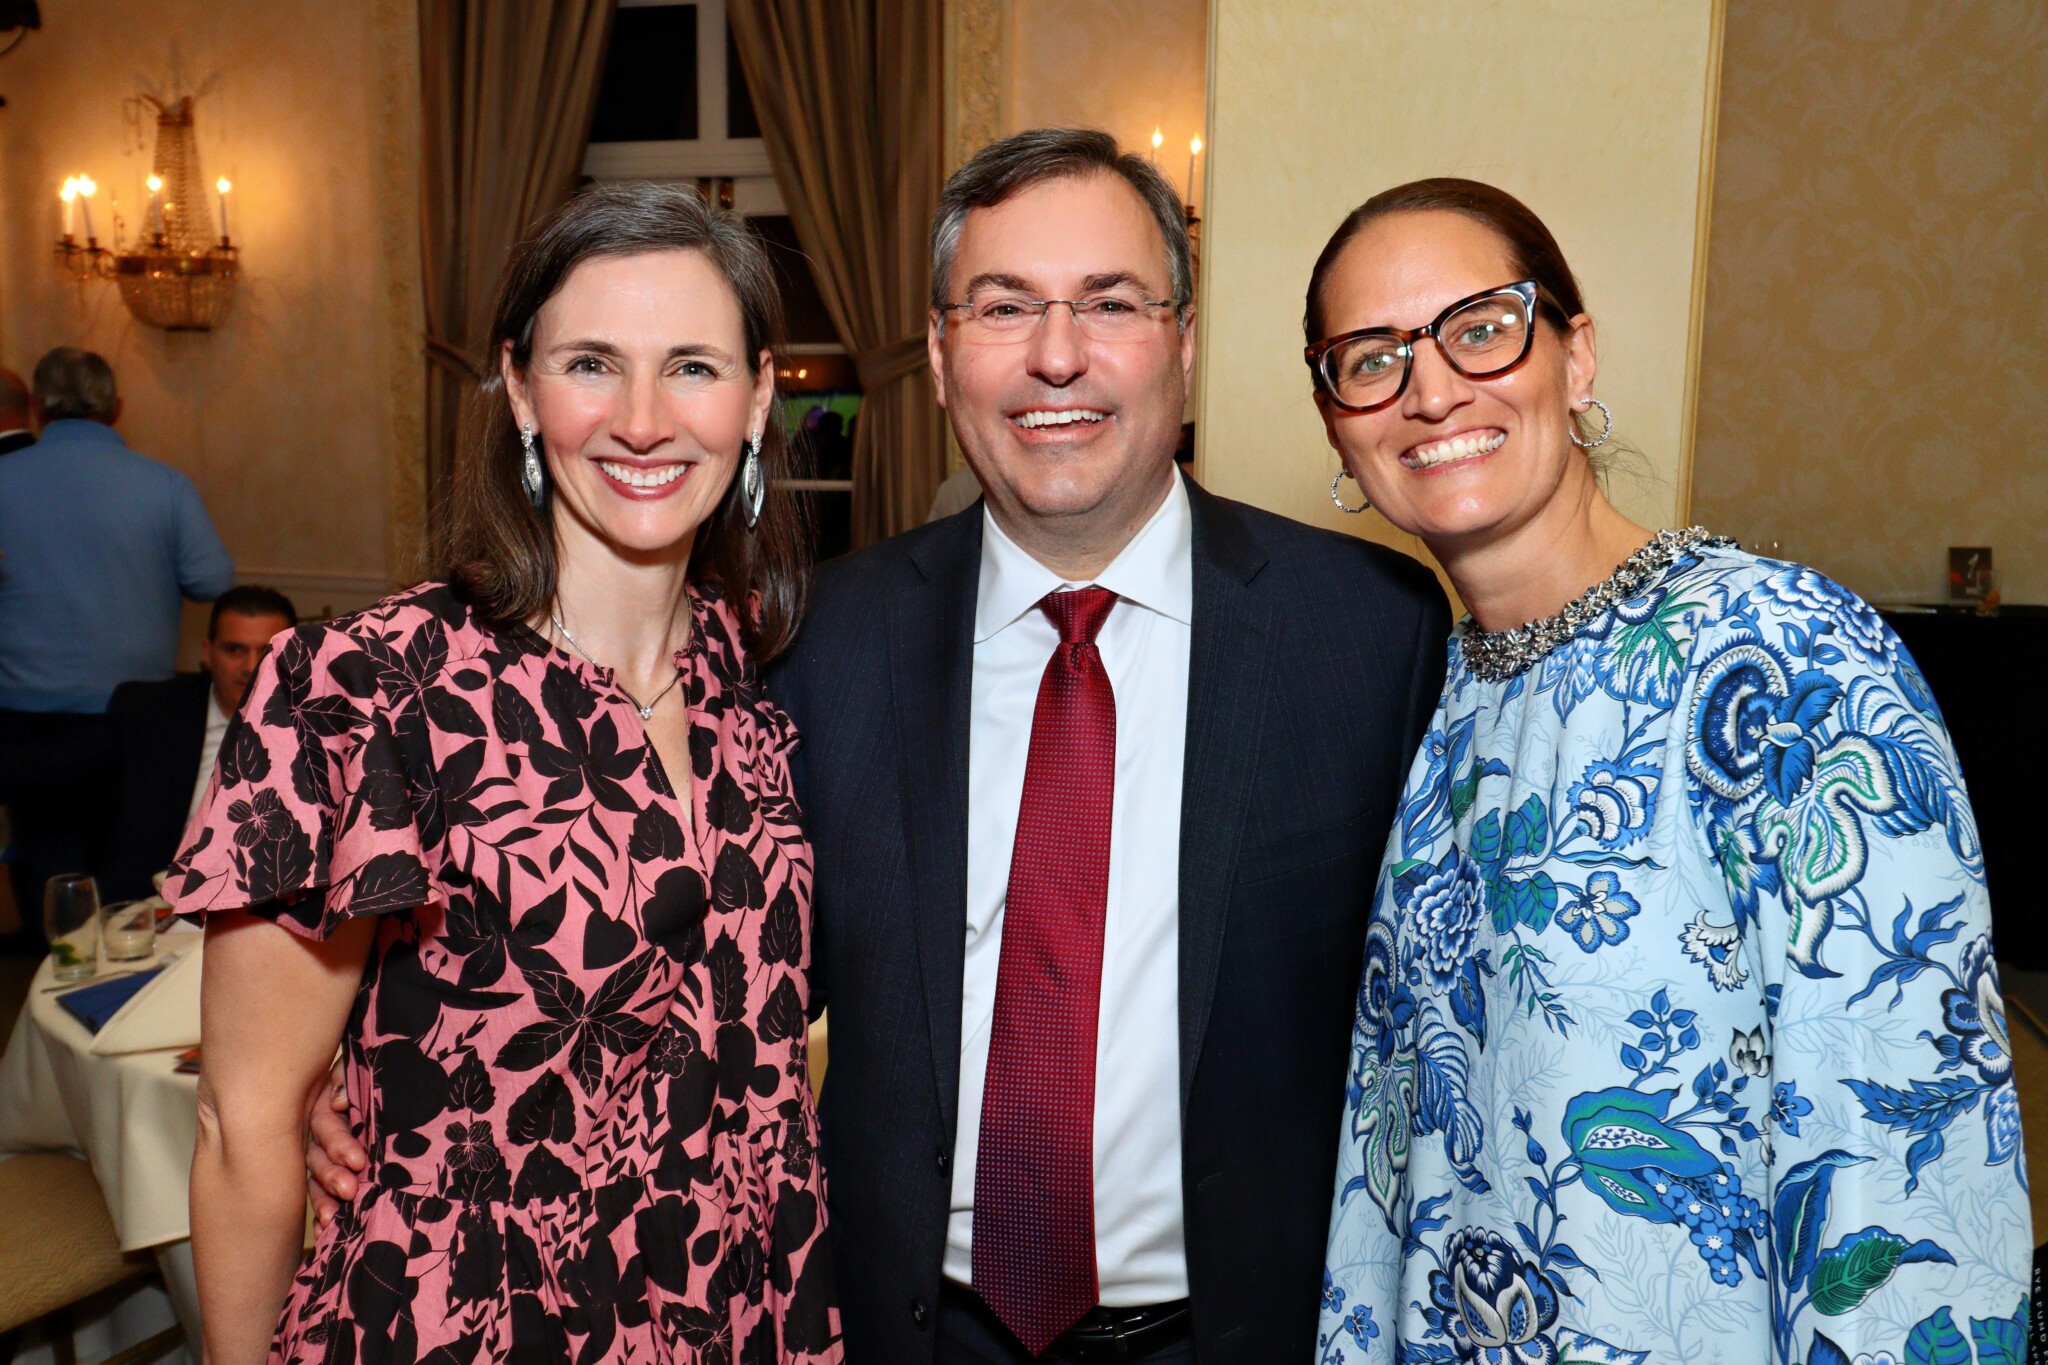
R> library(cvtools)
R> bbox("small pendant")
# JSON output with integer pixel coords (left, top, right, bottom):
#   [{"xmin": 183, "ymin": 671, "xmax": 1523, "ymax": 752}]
[{"xmin": 637, "ymin": 704, "xmax": 654, "ymax": 721}]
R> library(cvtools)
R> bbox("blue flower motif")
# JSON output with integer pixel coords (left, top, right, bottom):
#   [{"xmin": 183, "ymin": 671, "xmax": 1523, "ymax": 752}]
[
  {"xmin": 1358, "ymin": 919, "xmax": 1415, "ymax": 1062},
  {"xmin": 1771, "ymin": 1081, "xmax": 1813, "ymax": 1136},
  {"xmin": 1341, "ymin": 1304, "xmax": 1379, "ymax": 1348},
  {"xmin": 1556, "ymin": 872, "xmax": 1640, "ymax": 952},
  {"xmin": 1427, "ymin": 1227, "xmax": 1559, "ymax": 1364},
  {"xmin": 1931, "ymin": 934, "xmax": 2011, "ymax": 1085},
  {"xmin": 1759, "ymin": 565, "xmax": 1894, "ymax": 666},
  {"xmin": 1567, "ymin": 759, "xmax": 1659, "ymax": 849},
  {"xmin": 1404, "ymin": 849, "xmax": 1485, "ymax": 989},
  {"xmin": 1320, "ymin": 1269, "xmax": 1345, "ymax": 1314}
]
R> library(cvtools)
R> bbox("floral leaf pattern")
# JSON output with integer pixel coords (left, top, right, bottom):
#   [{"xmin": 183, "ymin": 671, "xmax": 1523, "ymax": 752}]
[
  {"xmin": 167, "ymin": 582, "xmax": 840, "ymax": 1361},
  {"xmin": 1320, "ymin": 546, "xmax": 2029, "ymax": 1364}
]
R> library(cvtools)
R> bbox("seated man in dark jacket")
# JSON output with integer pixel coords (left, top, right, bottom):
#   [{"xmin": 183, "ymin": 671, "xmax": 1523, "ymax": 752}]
[{"xmin": 100, "ymin": 585, "xmax": 295, "ymax": 901}]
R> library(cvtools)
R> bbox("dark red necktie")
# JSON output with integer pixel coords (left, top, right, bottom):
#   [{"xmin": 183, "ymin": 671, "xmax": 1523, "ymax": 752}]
[{"xmin": 973, "ymin": 586, "xmax": 1119, "ymax": 1355}]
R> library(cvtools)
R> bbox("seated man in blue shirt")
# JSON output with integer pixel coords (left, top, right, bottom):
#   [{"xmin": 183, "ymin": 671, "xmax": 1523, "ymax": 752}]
[{"xmin": 0, "ymin": 347, "xmax": 234, "ymax": 937}]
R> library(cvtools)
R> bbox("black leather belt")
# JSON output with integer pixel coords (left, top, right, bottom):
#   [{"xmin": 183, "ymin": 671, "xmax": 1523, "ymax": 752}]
[{"xmin": 942, "ymin": 1282, "xmax": 1192, "ymax": 1361}]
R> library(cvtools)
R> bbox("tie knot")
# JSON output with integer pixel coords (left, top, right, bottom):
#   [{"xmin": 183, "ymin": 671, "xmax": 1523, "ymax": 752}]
[{"xmin": 1040, "ymin": 586, "xmax": 1118, "ymax": 645}]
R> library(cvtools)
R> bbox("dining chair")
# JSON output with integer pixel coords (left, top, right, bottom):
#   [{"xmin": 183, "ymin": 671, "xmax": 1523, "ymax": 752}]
[{"xmin": 0, "ymin": 1153, "xmax": 182, "ymax": 1365}]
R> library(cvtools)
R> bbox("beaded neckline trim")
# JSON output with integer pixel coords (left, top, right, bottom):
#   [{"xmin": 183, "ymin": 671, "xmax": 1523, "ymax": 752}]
[{"xmin": 1459, "ymin": 526, "xmax": 1736, "ymax": 683}]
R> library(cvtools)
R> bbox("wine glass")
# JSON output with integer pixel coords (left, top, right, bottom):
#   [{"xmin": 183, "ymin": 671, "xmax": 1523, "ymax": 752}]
[{"xmin": 44, "ymin": 873, "xmax": 101, "ymax": 984}]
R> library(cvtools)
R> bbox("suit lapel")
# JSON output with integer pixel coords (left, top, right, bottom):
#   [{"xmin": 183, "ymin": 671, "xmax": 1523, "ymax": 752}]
[
  {"xmin": 1178, "ymin": 477, "xmax": 1277, "ymax": 1106},
  {"xmin": 889, "ymin": 512, "xmax": 983, "ymax": 1138}
]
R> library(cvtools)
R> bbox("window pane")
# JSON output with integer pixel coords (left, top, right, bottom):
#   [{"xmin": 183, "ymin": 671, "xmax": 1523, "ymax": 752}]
[
  {"xmin": 590, "ymin": 5, "xmax": 699, "ymax": 143},
  {"xmin": 726, "ymin": 26, "xmax": 762, "ymax": 139}
]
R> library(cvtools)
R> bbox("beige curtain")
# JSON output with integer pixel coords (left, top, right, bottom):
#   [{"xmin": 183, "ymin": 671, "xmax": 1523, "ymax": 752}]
[
  {"xmin": 419, "ymin": 1, "xmax": 616, "ymax": 535},
  {"xmin": 728, "ymin": 0, "xmax": 946, "ymax": 547}
]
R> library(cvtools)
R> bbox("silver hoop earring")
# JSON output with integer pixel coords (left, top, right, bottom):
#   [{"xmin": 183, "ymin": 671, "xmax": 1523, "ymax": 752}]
[
  {"xmin": 741, "ymin": 434, "xmax": 765, "ymax": 529},
  {"xmin": 1568, "ymin": 397, "xmax": 1613, "ymax": 450},
  {"xmin": 520, "ymin": 424, "xmax": 545, "ymax": 508},
  {"xmin": 1330, "ymin": 470, "xmax": 1370, "ymax": 514}
]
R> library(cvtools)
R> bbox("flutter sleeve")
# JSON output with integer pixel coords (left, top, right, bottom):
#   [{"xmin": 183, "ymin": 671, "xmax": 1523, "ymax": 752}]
[
  {"xmin": 1682, "ymin": 564, "xmax": 2031, "ymax": 1363},
  {"xmin": 166, "ymin": 622, "xmax": 436, "ymax": 938}
]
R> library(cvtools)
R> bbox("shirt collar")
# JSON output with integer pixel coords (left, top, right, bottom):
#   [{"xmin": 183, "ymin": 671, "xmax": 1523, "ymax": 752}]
[{"xmin": 974, "ymin": 470, "xmax": 1193, "ymax": 642}]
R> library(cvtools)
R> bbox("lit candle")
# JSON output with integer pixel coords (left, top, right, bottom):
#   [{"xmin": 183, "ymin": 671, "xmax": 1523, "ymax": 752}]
[
  {"xmin": 146, "ymin": 173, "xmax": 164, "ymax": 238},
  {"xmin": 1187, "ymin": 136, "xmax": 1203, "ymax": 207},
  {"xmin": 77, "ymin": 175, "xmax": 98, "ymax": 241},
  {"xmin": 215, "ymin": 176, "xmax": 231, "ymax": 241},
  {"xmin": 1150, "ymin": 127, "xmax": 1164, "ymax": 163},
  {"xmin": 60, "ymin": 178, "xmax": 77, "ymax": 237}
]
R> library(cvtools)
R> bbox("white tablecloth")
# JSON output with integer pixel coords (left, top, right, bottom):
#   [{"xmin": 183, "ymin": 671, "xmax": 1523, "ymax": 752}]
[
  {"xmin": 0, "ymin": 928, "xmax": 202, "ymax": 1250},
  {"xmin": 0, "ymin": 929, "xmax": 204, "ymax": 1359}
]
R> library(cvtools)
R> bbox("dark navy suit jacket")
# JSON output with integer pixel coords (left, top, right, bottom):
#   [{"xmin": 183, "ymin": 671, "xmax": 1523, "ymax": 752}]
[{"xmin": 766, "ymin": 473, "xmax": 1448, "ymax": 1362}]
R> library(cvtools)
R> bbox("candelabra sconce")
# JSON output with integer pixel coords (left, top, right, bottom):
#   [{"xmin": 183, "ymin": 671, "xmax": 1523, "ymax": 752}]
[
  {"xmin": 55, "ymin": 95, "xmax": 243, "ymax": 332},
  {"xmin": 53, "ymin": 234, "xmax": 115, "ymax": 284},
  {"xmin": 114, "ymin": 236, "xmax": 239, "ymax": 333}
]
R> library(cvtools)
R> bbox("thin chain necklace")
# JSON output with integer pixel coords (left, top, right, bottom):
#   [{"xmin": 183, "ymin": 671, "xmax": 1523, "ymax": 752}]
[{"xmin": 549, "ymin": 610, "xmax": 685, "ymax": 721}]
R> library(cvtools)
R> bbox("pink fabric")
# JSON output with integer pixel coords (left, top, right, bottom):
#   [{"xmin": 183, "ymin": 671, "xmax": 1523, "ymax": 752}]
[
  {"xmin": 170, "ymin": 582, "xmax": 840, "ymax": 1362},
  {"xmin": 972, "ymin": 587, "xmax": 1117, "ymax": 1354}
]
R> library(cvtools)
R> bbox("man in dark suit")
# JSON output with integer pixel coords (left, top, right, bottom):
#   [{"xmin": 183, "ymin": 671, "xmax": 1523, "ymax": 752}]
[
  {"xmin": 99, "ymin": 585, "xmax": 295, "ymax": 901},
  {"xmin": 0, "ymin": 367, "xmax": 31, "ymax": 456},
  {"xmin": 766, "ymin": 131, "xmax": 1447, "ymax": 1363}
]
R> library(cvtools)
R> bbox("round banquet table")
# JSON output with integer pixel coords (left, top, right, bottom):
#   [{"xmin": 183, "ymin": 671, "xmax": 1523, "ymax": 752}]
[{"xmin": 0, "ymin": 929, "xmax": 203, "ymax": 1362}]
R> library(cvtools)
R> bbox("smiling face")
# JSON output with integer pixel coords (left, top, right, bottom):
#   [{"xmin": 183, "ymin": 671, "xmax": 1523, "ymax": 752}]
[
  {"xmin": 503, "ymin": 248, "xmax": 774, "ymax": 564},
  {"xmin": 929, "ymin": 171, "xmax": 1195, "ymax": 544},
  {"xmin": 1314, "ymin": 210, "xmax": 1599, "ymax": 554}
]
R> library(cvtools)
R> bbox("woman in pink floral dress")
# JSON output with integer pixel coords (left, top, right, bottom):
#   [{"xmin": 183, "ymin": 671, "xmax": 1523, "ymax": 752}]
[{"xmin": 174, "ymin": 184, "xmax": 839, "ymax": 1363}]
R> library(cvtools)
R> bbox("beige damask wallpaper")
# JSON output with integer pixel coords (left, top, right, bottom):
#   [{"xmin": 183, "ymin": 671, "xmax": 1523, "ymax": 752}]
[{"xmin": 1693, "ymin": 0, "xmax": 2048, "ymax": 605}]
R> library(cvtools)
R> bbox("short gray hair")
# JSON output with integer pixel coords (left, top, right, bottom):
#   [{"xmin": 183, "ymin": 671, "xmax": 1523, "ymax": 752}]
[
  {"xmin": 930, "ymin": 128, "xmax": 1192, "ymax": 332},
  {"xmin": 33, "ymin": 347, "xmax": 119, "ymax": 423}
]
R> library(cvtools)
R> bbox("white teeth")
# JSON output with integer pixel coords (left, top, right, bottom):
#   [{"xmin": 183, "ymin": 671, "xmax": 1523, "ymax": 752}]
[
  {"xmin": 1405, "ymin": 430, "xmax": 1506, "ymax": 469},
  {"xmin": 1012, "ymin": 408, "xmax": 1108, "ymax": 429},
  {"xmin": 599, "ymin": 460, "xmax": 687, "ymax": 489}
]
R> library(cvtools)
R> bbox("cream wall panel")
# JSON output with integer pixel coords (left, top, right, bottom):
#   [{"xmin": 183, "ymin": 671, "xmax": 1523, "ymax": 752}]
[
  {"xmin": 1197, "ymin": 0, "xmax": 1722, "ymax": 576},
  {"xmin": 0, "ymin": 0, "xmax": 423, "ymax": 614},
  {"xmin": 1693, "ymin": 1, "xmax": 2048, "ymax": 605},
  {"xmin": 1004, "ymin": 0, "xmax": 1208, "ymax": 204}
]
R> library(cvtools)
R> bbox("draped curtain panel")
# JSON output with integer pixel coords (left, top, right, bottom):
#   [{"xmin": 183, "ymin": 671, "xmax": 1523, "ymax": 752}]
[
  {"xmin": 418, "ymin": 0, "xmax": 616, "ymax": 534},
  {"xmin": 728, "ymin": 0, "xmax": 947, "ymax": 547}
]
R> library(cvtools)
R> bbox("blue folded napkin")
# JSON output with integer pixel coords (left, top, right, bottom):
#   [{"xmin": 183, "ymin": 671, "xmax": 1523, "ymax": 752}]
[{"xmin": 55, "ymin": 968, "xmax": 165, "ymax": 1033}]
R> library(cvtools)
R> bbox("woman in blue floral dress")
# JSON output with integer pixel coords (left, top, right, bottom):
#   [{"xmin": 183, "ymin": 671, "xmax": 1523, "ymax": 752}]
[{"xmin": 1306, "ymin": 179, "xmax": 2030, "ymax": 1364}]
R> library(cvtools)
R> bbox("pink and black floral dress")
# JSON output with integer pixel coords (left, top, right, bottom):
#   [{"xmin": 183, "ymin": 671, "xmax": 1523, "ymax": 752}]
[{"xmin": 170, "ymin": 581, "xmax": 840, "ymax": 1363}]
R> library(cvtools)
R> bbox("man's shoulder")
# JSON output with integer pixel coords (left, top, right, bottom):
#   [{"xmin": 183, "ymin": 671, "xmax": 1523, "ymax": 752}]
[
  {"xmin": 1202, "ymin": 490, "xmax": 1444, "ymax": 606},
  {"xmin": 107, "ymin": 671, "xmax": 210, "ymax": 721},
  {"xmin": 810, "ymin": 511, "xmax": 976, "ymax": 617}
]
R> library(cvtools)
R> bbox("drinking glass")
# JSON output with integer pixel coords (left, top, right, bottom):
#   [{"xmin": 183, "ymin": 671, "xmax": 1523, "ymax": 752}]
[
  {"xmin": 45, "ymin": 873, "xmax": 100, "ymax": 984},
  {"xmin": 100, "ymin": 899, "xmax": 156, "ymax": 963}
]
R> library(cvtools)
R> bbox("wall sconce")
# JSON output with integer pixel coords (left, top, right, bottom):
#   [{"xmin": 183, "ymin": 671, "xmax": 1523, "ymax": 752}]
[{"xmin": 56, "ymin": 94, "xmax": 240, "ymax": 332}]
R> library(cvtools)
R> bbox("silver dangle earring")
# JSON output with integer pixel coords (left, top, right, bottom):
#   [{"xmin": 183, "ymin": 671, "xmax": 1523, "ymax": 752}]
[
  {"xmin": 1568, "ymin": 397, "xmax": 1613, "ymax": 450},
  {"xmin": 741, "ymin": 433, "xmax": 765, "ymax": 529},
  {"xmin": 520, "ymin": 424, "xmax": 545, "ymax": 508},
  {"xmin": 1330, "ymin": 469, "xmax": 1370, "ymax": 514}
]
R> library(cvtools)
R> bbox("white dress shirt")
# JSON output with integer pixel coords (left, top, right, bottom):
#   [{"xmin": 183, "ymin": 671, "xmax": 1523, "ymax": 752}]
[
  {"xmin": 187, "ymin": 691, "xmax": 231, "ymax": 827},
  {"xmin": 945, "ymin": 474, "xmax": 1192, "ymax": 1305}
]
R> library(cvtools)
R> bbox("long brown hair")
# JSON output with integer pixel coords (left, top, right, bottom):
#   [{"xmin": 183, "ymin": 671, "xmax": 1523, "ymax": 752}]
[{"xmin": 436, "ymin": 182, "xmax": 809, "ymax": 661}]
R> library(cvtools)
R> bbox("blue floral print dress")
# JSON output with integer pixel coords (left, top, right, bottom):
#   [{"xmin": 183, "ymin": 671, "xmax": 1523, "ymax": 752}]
[{"xmin": 1320, "ymin": 538, "xmax": 2031, "ymax": 1365}]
